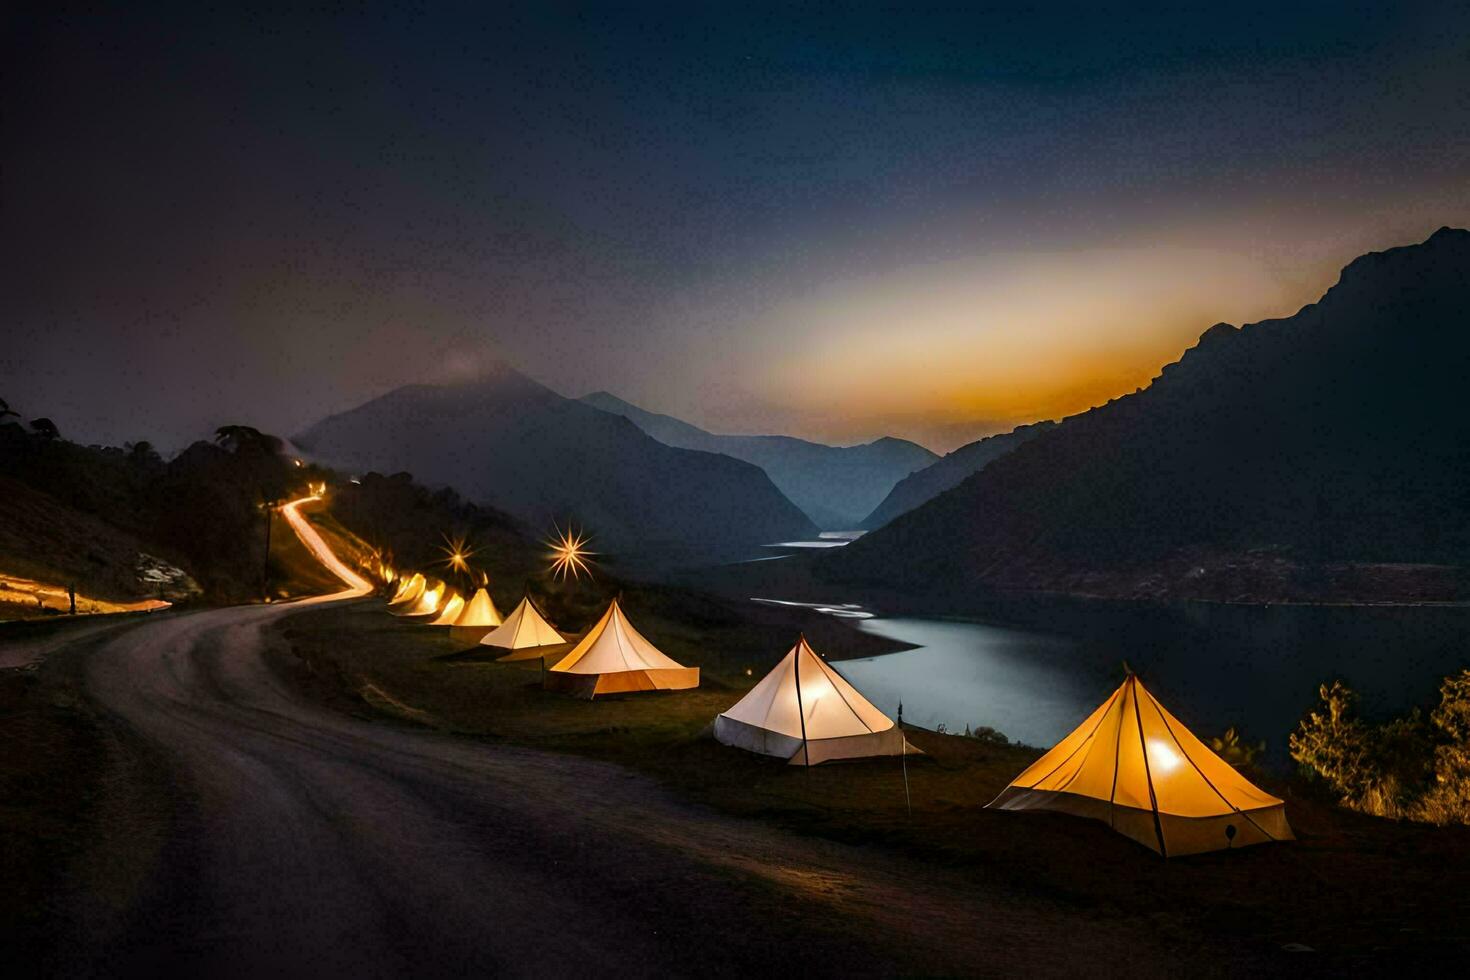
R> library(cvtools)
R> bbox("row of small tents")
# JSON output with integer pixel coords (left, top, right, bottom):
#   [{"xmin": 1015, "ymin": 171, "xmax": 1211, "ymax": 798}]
[
  {"xmin": 386, "ymin": 571, "xmax": 694, "ymax": 697},
  {"xmin": 382, "ymin": 571, "xmax": 1291, "ymax": 856}
]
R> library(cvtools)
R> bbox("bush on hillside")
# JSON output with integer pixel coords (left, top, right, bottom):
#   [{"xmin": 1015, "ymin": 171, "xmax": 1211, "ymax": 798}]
[
  {"xmin": 1291, "ymin": 669, "xmax": 1470, "ymax": 824},
  {"xmin": 1208, "ymin": 726, "xmax": 1265, "ymax": 769}
]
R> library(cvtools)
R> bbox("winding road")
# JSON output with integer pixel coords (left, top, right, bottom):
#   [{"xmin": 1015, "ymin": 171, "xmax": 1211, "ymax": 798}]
[{"xmin": 30, "ymin": 498, "xmax": 1202, "ymax": 976}]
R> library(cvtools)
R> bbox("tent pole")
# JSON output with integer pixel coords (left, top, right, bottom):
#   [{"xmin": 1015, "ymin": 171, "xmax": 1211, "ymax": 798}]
[
  {"xmin": 1131, "ymin": 677, "xmax": 1169, "ymax": 857},
  {"xmin": 793, "ymin": 637, "xmax": 811, "ymax": 769},
  {"xmin": 899, "ymin": 698, "xmax": 912, "ymax": 819}
]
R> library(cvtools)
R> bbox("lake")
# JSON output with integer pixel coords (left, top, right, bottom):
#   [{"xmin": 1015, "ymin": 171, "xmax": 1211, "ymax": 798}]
[{"xmin": 807, "ymin": 599, "xmax": 1470, "ymax": 765}]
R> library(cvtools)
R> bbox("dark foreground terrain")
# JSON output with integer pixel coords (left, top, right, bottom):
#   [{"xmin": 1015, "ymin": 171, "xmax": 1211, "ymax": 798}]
[
  {"xmin": 2, "ymin": 599, "xmax": 1214, "ymax": 977},
  {"xmin": 5, "ymin": 589, "xmax": 1469, "ymax": 977}
]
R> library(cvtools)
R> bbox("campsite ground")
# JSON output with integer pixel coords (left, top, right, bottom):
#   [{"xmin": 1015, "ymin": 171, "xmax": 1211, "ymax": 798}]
[
  {"xmin": 277, "ymin": 599, "xmax": 1470, "ymax": 970},
  {"xmin": 6, "ymin": 508, "xmax": 1468, "ymax": 973}
]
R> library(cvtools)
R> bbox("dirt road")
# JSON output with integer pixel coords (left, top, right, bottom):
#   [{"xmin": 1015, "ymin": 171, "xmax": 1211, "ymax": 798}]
[
  {"xmin": 19, "ymin": 499, "xmax": 1250, "ymax": 976},
  {"xmin": 18, "ymin": 593, "xmax": 1245, "ymax": 977}
]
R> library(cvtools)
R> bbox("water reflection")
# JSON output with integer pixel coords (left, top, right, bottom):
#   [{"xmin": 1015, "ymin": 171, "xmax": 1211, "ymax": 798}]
[
  {"xmin": 764, "ymin": 530, "xmax": 866, "ymax": 549},
  {"xmin": 814, "ymin": 600, "xmax": 1470, "ymax": 766},
  {"xmin": 842, "ymin": 618, "xmax": 1091, "ymax": 747}
]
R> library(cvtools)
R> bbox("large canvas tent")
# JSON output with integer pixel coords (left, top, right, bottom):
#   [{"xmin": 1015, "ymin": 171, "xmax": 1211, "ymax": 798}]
[
  {"xmin": 715, "ymin": 636, "xmax": 917, "ymax": 765},
  {"xmin": 427, "ymin": 592, "xmax": 465, "ymax": 626},
  {"xmin": 387, "ymin": 572, "xmax": 425, "ymax": 608},
  {"xmin": 545, "ymin": 598, "xmax": 698, "ymax": 697},
  {"xmin": 987, "ymin": 673, "xmax": 1293, "ymax": 856},
  {"xmin": 480, "ymin": 595, "xmax": 568, "ymax": 660},
  {"xmin": 394, "ymin": 580, "xmax": 445, "ymax": 618},
  {"xmin": 450, "ymin": 588, "xmax": 503, "ymax": 643}
]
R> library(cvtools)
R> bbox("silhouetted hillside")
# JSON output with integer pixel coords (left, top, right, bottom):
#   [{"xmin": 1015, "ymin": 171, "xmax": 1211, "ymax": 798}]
[
  {"xmin": 0, "ymin": 420, "xmax": 323, "ymax": 604},
  {"xmin": 580, "ymin": 391, "xmax": 936, "ymax": 528},
  {"xmin": 860, "ymin": 422, "xmax": 1054, "ymax": 529},
  {"xmin": 296, "ymin": 366, "xmax": 817, "ymax": 564},
  {"xmin": 826, "ymin": 228, "xmax": 1470, "ymax": 604},
  {"xmin": 326, "ymin": 472, "xmax": 534, "ymax": 586}
]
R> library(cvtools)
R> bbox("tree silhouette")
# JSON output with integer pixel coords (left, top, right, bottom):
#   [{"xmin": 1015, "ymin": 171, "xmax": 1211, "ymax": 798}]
[
  {"xmin": 29, "ymin": 417, "xmax": 60, "ymax": 441},
  {"xmin": 127, "ymin": 440, "xmax": 161, "ymax": 465},
  {"xmin": 0, "ymin": 398, "xmax": 17, "ymax": 422},
  {"xmin": 214, "ymin": 425, "xmax": 283, "ymax": 456}
]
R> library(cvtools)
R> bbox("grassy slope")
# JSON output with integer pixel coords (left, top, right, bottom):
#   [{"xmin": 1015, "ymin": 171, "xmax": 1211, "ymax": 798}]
[{"xmin": 276, "ymin": 599, "xmax": 1470, "ymax": 966}]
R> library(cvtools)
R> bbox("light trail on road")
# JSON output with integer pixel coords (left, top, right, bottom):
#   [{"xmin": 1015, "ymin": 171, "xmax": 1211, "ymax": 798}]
[{"xmin": 278, "ymin": 495, "xmax": 373, "ymax": 599}]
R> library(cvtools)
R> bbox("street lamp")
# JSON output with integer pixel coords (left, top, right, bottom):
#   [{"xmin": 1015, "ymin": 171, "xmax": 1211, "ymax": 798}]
[{"xmin": 260, "ymin": 494, "xmax": 285, "ymax": 601}]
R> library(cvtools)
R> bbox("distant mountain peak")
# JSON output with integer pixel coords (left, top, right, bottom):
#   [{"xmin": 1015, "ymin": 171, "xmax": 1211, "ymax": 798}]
[
  {"xmin": 859, "ymin": 421, "xmax": 1054, "ymax": 529},
  {"xmin": 579, "ymin": 391, "xmax": 937, "ymax": 528},
  {"xmin": 1327, "ymin": 224, "xmax": 1468, "ymax": 300},
  {"xmin": 294, "ymin": 369, "xmax": 816, "ymax": 561},
  {"xmin": 582, "ymin": 389, "xmax": 623, "ymax": 404}
]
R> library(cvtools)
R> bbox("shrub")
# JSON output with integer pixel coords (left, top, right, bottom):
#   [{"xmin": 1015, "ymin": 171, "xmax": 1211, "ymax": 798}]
[
  {"xmin": 1209, "ymin": 726, "xmax": 1265, "ymax": 768},
  {"xmin": 1291, "ymin": 670, "xmax": 1470, "ymax": 823},
  {"xmin": 1414, "ymin": 669, "xmax": 1470, "ymax": 825},
  {"xmin": 963, "ymin": 724, "xmax": 1010, "ymax": 745},
  {"xmin": 1290, "ymin": 681, "xmax": 1378, "ymax": 801}
]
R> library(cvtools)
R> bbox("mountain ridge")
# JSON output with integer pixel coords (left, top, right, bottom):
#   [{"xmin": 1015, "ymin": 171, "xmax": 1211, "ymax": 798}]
[
  {"xmin": 823, "ymin": 226, "xmax": 1470, "ymax": 604},
  {"xmin": 860, "ymin": 421, "xmax": 1055, "ymax": 529},
  {"xmin": 295, "ymin": 367, "xmax": 818, "ymax": 565},
  {"xmin": 579, "ymin": 391, "xmax": 937, "ymax": 528}
]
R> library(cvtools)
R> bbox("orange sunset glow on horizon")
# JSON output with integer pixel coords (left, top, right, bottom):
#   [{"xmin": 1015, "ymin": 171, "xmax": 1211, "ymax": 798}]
[{"xmin": 680, "ymin": 237, "xmax": 1345, "ymax": 451}]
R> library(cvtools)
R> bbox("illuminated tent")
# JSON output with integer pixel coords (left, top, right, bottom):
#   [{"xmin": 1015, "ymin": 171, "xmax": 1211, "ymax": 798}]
[
  {"xmin": 987, "ymin": 673, "xmax": 1293, "ymax": 856},
  {"xmin": 387, "ymin": 572, "xmax": 425, "ymax": 608},
  {"xmin": 394, "ymin": 580, "xmax": 445, "ymax": 618},
  {"xmin": 480, "ymin": 595, "xmax": 568, "ymax": 661},
  {"xmin": 715, "ymin": 636, "xmax": 917, "ymax": 765},
  {"xmin": 545, "ymin": 598, "xmax": 698, "ymax": 697},
  {"xmin": 427, "ymin": 592, "xmax": 465, "ymax": 626},
  {"xmin": 449, "ymin": 588, "xmax": 503, "ymax": 642}
]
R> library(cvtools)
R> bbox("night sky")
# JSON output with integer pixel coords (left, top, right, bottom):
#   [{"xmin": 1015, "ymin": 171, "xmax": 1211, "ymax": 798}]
[{"xmin": 3, "ymin": 2, "xmax": 1467, "ymax": 452}]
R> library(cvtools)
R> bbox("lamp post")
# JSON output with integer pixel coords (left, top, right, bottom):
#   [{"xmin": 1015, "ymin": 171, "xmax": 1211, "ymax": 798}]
[{"xmin": 261, "ymin": 494, "xmax": 283, "ymax": 602}]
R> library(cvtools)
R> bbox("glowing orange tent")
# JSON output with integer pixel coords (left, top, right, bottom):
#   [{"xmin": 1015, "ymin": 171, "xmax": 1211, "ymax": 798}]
[
  {"xmin": 394, "ymin": 580, "xmax": 445, "ymax": 618},
  {"xmin": 545, "ymin": 598, "xmax": 697, "ymax": 698},
  {"xmin": 426, "ymin": 592, "xmax": 465, "ymax": 626},
  {"xmin": 987, "ymin": 673, "xmax": 1293, "ymax": 856},
  {"xmin": 387, "ymin": 572, "xmax": 425, "ymax": 608},
  {"xmin": 478, "ymin": 595, "xmax": 567, "ymax": 660},
  {"xmin": 449, "ymin": 588, "xmax": 503, "ymax": 643},
  {"xmin": 715, "ymin": 636, "xmax": 917, "ymax": 765}
]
